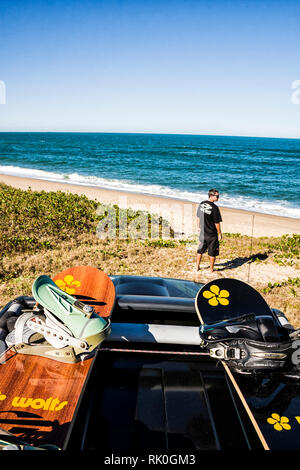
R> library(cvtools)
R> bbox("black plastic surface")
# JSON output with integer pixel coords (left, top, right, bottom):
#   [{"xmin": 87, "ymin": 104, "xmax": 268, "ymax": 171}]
[{"xmin": 68, "ymin": 349, "xmax": 263, "ymax": 451}]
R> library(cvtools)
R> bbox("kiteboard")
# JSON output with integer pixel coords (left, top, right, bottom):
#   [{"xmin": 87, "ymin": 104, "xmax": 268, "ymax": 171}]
[
  {"xmin": 195, "ymin": 278, "xmax": 300, "ymax": 451},
  {"xmin": 0, "ymin": 266, "xmax": 115, "ymax": 450}
]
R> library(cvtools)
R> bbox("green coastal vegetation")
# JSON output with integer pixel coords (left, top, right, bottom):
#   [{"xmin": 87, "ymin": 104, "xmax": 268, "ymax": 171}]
[{"xmin": 0, "ymin": 183, "xmax": 299, "ymax": 326}]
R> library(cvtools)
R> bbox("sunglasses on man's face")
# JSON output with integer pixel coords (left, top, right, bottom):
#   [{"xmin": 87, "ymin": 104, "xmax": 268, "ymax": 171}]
[{"xmin": 214, "ymin": 194, "xmax": 219, "ymax": 199}]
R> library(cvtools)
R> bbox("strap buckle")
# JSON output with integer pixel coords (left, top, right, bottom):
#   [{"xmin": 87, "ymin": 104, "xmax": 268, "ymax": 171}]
[{"xmin": 209, "ymin": 345, "xmax": 241, "ymax": 360}]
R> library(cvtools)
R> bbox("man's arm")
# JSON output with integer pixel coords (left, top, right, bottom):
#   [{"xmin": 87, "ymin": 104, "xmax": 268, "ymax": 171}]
[{"xmin": 215, "ymin": 222, "xmax": 222, "ymax": 241}]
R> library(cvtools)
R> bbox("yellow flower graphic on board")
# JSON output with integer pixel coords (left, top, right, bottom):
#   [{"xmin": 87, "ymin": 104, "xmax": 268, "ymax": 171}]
[
  {"xmin": 267, "ymin": 413, "xmax": 291, "ymax": 431},
  {"xmin": 202, "ymin": 285, "xmax": 230, "ymax": 306},
  {"xmin": 55, "ymin": 275, "xmax": 81, "ymax": 295}
]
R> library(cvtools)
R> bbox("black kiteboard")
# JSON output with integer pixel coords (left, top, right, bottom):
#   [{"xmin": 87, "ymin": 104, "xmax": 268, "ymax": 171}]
[
  {"xmin": 195, "ymin": 277, "xmax": 276, "ymax": 325},
  {"xmin": 195, "ymin": 278, "xmax": 300, "ymax": 451}
]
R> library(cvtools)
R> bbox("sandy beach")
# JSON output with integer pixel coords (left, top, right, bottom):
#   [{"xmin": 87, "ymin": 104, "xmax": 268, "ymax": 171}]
[{"xmin": 0, "ymin": 174, "xmax": 299, "ymax": 238}]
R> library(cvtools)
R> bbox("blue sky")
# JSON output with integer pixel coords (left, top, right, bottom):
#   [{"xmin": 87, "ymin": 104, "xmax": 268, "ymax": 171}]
[{"xmin": 0, "ymin": 0, "xmax": 300, "ymax": 137}]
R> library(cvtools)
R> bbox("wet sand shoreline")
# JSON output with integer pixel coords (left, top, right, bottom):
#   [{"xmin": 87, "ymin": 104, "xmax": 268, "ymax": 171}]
[{"xmin": 0, "ymin": 174, "xmax": 299, "ymax": 237}]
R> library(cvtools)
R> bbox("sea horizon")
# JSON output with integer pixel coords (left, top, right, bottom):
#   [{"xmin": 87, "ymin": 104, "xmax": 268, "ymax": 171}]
[{"xmin": 1, "ymin": 131, "xmax": 300, "ymax": 140}]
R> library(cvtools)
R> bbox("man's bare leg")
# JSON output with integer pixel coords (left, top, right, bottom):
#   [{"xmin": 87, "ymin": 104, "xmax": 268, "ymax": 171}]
[
  {"xmin": 196, "ymin": 253, "xmax": 202, "ymax": 271},
  {"xmin": 209, "ymin": 256, "xmax": 216, "ymax": 273}
]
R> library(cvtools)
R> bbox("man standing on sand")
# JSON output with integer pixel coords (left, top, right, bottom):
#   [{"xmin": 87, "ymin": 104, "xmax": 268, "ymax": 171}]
[{"xmin": 196, "ymin": 189, "xmax": 222, "ymax": 273}]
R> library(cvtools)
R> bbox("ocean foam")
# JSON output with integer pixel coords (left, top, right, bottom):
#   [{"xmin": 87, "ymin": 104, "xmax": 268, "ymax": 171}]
[{"xmin": 0, "ymin": 165, "xmax": 299, "ymax": 219}]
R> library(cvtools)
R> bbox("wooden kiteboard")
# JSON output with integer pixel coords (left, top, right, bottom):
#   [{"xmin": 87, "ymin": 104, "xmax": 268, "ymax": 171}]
[
  {"xmin": 0, "ymin": 266, "xmax": 115, "ymax": 450},
  {"xmin": 195, "ymin": 278, "xmax": 300, "ymax": 451}
]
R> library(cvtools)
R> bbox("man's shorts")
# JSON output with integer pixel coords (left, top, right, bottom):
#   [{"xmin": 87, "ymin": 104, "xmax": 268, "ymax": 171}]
[{"xmin": 197, "ymin": 237, "xmax": 219, "ymax": 257}]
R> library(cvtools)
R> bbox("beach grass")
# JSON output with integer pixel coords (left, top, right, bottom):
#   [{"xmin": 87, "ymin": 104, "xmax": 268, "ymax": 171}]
[{"xmin": 0, "ymin": 183, "xmax": 299, "ymax": 326}]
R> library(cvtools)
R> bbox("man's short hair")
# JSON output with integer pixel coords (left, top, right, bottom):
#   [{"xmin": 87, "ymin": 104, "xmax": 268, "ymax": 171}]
[{"xmin": 208, "ymin": 188, "xmax": 219, "ymax": 197}]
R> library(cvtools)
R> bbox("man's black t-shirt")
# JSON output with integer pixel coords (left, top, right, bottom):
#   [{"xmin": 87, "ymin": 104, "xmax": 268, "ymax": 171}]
[{"xmin": 197, "ymin": 200, "xmax": 222, "ymax": 238}]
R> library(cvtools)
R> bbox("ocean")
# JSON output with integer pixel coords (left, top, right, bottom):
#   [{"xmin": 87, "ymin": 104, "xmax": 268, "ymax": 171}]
[{"xmin": 0, "ymin": 132, "xmax": 299, "ymax": 218}]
